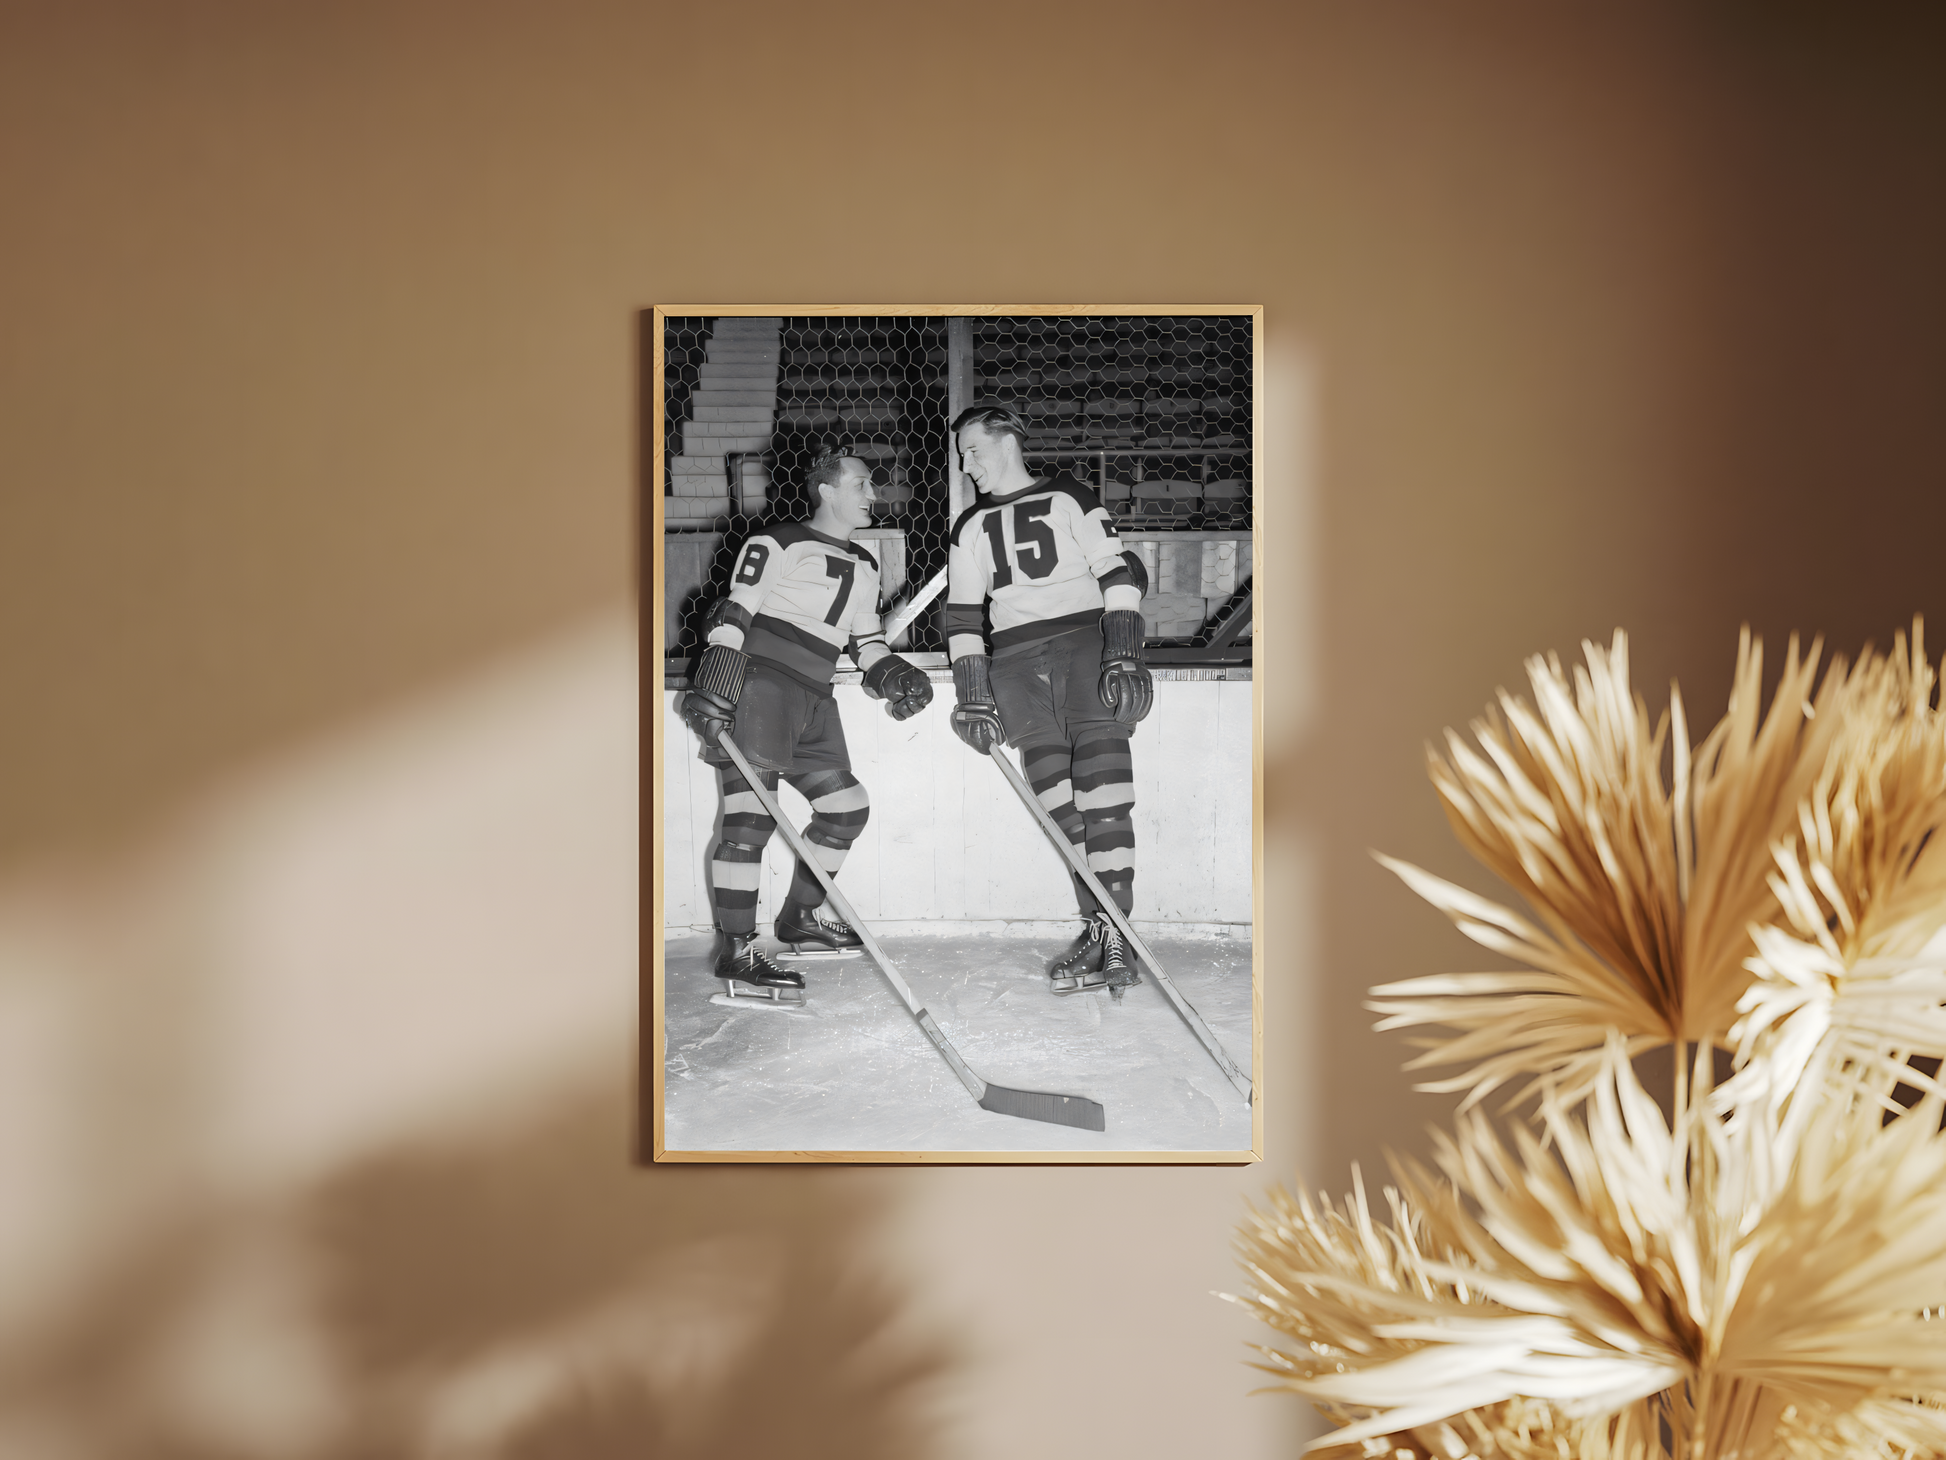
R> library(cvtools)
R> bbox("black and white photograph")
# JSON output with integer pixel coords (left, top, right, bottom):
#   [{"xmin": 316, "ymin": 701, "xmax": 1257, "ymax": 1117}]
[{"xmin": 649, "ymin": 307, "xmax": 1261, "ymax": 1160}]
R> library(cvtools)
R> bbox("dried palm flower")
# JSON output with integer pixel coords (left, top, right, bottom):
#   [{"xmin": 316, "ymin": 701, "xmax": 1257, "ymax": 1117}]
[
  {"xmin": 1238, "ymin": 625, "xmax": 1946, "ymax": 1460},
  {"xmin": 1369, "ymin": 625, "xmax": 1946, "ymax": 1111},
  {"xmin": 1235, "ymin": 1042, "xmax": 1946, "ymax": 1459},
  {"xmin": 1715, "ymin": 629, "xmax": 1946, "ymax": 1127}
]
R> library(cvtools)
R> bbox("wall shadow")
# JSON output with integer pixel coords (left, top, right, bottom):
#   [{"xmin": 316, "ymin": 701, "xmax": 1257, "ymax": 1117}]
[
  {"xmin": 0, "ymin": 1079, "xmax": 954, "ymax": 1459},
  {"xmin": 313, "ymin": 1087, "xmax": 956, "ymax": 1460}
]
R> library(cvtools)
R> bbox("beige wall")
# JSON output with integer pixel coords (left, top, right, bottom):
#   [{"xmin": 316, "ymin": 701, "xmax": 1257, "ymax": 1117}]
[{"xmin": 1, "ymin": 3, "xmax": 1943, "ymax": 1456}]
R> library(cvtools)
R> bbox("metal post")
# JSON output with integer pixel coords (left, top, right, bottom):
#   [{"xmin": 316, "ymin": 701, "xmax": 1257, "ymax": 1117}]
[{"xmin": 946, "ymin": 316, "xmax": 975, "ymax": 520}]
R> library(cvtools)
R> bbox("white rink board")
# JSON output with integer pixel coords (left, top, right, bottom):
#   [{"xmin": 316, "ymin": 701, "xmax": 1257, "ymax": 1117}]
[{"xmin": 660, "ymin": 680, "xmax": 1253, "ymax": 929}]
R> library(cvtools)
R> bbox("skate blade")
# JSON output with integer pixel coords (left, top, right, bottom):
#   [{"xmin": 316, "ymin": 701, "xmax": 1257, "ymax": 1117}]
[
  {"xmin": 717, "ymin": 977, "xmax": 806, "ymax": 1002},
  {"xmin": 772, "ymin": 945, "xmax": 862, "ymax": 960},
  {"xmin": 1050, "ymin": 977, "xmax": 1111, "ymax": 997},
  {"xmin": 709, "ymin": 992, "xmax": 813, "ymax": 1015}
]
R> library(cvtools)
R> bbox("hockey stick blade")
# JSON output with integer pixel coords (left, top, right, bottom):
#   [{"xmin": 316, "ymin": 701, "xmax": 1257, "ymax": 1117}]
[{"xmin": 979, "ymin": 1084, "xmax": 1106, "ymax": 1131}]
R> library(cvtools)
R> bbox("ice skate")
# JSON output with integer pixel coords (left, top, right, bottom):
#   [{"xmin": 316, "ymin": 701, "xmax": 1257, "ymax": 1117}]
[
  {"xmin": 1100, "ymin": 920, "xmax": 1143, "ymax": 1004},
  {"xmin": 707, "ymin": 928, "xmax": 809, "ymax": 1011},
  {"xmin": 1048, "ymin": 915, "xmax": 1113, "ymax": 995},
  {"xmin": 772, "ymin": 897, "xmax": 864, "ymax": 960}
]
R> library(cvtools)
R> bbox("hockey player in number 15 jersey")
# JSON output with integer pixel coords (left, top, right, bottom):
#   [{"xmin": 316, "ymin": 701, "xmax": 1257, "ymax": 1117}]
[
  {"xmin": 944, "ymin": 403, "xmax": 1154, "ymax": 1000},
  {"xmin": 679, "ymin": 453, "xmax": 934, "ymax": 1007},
  {"xmin": 945, "ymin": 472, "xmax": 1142, "ymax": 660}
]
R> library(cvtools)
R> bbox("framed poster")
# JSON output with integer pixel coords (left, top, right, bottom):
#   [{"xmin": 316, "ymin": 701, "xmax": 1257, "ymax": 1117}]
[{"xmin": 646, "ymin": 307, "xmax": 1262, "ymax": 1162}]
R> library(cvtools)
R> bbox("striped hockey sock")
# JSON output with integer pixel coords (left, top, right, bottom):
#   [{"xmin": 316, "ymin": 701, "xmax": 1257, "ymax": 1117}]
[
  {"xmin": 710, "ymin": 764, "xmax": 781, "ymax": 936},
  {"xmin": 783, "ymin": 768, "xmax": 870, "ymax": 908},
  {"xmin": 1074, "ymin": 733, "xmax": 1136, "ymax": 915},
  {"xmin": 1023, "ymin": 743, "xmax": 1096, "ymax": 915}
]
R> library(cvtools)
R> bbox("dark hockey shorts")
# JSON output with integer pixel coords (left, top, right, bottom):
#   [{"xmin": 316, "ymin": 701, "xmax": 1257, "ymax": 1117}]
[
  {"xmin": 704, "ymin": 664, "xmax": 852, "ymax": 775},
  {"xmin": 990, "ymin": 624, "xmax": 1136, "ymax": 751}
]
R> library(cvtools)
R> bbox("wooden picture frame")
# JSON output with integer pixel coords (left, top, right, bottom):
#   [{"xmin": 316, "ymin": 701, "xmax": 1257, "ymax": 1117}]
[{"xmin": 646, "ymin": 306, "xmax": 1263, "ymax": 1163}]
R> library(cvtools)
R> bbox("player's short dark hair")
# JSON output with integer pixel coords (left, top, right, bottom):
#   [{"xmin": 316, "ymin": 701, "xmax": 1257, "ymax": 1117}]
[
  {"xmin": 951, "ymin": 403, "xmax": 1029, "ymax": 449},
  {"xmin": 805, "ymin": 448, "xmax": 862, "ymax": 501}
]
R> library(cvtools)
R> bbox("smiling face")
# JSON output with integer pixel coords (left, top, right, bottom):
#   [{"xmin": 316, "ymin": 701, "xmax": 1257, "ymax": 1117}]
[
  {"xmin": 955, "ymin": 422, "xmax": 1017, "ymax": 493},
  {"xmin": 818, "ymin": 457, "xmax": 877, "ymax": 533}
]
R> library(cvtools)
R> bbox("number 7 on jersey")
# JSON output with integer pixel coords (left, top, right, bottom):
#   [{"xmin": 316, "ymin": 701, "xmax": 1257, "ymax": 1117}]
[{"xmin": 822, "ymin": 555, "xmax": 856, "ymax": 626}]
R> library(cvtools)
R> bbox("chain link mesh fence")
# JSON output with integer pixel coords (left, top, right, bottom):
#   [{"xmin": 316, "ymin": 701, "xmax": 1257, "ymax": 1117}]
[{"xmin": 659, "ymin": 313, "xmax": 1252, "ymax": 670}]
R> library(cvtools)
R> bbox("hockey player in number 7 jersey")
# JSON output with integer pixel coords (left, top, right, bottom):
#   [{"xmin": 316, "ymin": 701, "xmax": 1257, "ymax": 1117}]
[
  {"xmin": 680, "ymin": 452, "xmax": 934, "ymax": 1006},
  {"xmin": 944, "ymin": 403, "xmax": 1155, "ymax": 999}
]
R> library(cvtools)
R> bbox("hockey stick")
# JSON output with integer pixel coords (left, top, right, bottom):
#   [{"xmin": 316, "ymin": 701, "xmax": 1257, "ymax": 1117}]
[
  {"xmin": 880, "ymin": 567, "xmax": 947, "ymax": 644},
  {"xmin": 715, "ymin": 729, "xmax": 1107, "ymax": 1133},
  {"xmin": 988, "ymin": 746, "xmax": 1255, "ymax": 1103}
]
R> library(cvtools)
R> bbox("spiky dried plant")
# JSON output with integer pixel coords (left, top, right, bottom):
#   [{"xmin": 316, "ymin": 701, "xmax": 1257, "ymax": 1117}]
[{"xmin": 1236, "ymin": 625, "xmax": 1946, "ymax": 1460}]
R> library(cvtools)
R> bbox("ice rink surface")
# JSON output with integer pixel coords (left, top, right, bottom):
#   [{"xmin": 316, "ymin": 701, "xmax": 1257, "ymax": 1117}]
[{"xmin": 660, "ymin": 927, "xmax": 1255, "ymax": 1154}]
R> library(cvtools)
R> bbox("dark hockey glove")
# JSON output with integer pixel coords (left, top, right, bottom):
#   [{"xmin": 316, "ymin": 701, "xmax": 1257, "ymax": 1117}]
[
  {"xmin": 681, "ymin": 643, "xmax": 748, "ymax": 750},
  {"xmin": 861, "ymin": 653, "xmax": 934, "ymax": 722},
  {"xmin": 1097, "ymin": 609, "xmax": 1153, "ymax": 724},
  {"xmin": 949, "ymin": 655, "xmax": 1005, "ymax": 755}
]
